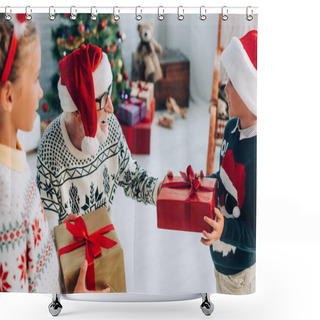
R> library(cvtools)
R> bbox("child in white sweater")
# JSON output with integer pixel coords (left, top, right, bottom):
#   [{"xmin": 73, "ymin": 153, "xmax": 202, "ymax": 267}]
[{"xmin": 0, "ymin": 15, "xmax": 59, "ymax": 293}]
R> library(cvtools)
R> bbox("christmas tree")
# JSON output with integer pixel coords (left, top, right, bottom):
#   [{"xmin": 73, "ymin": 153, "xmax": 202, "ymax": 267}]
[{"xmin": 43, "ymin": 14, "xmax": 130, "ymax": 115}]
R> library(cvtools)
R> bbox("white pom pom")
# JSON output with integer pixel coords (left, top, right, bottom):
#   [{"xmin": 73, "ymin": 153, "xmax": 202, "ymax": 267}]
[
  {"xmin": 81, "ymin": 136, "xmax": 99, "ymax": 155},
  {"xmin": 233, "ymin": 206, "xmax": 241, "ymax": 218},
  {"xmin": 13, "ymin": 20, "xmax": 27, "ymax": 39}
]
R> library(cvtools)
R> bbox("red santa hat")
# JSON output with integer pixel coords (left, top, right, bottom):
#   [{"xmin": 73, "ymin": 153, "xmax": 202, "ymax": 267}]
[
  {"xmin": 220, "ymin": 150, "xmax": 246, "ymax": 218},
  {"xmin": 221, "ymin": 30, "xmax": 257, "ymax": 116},
  {"xmin": 58, "ymin": 44, "xmax": 112, "ymax": 155}
]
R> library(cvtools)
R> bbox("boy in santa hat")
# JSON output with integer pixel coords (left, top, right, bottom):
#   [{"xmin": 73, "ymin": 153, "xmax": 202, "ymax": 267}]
[
  {"xmin": 201, "ymin": 30, "xmax": 257, "ymax": 295},
  {"xmin": 36, "ymin": 44, "xmax": 161, "ymax": 246}
]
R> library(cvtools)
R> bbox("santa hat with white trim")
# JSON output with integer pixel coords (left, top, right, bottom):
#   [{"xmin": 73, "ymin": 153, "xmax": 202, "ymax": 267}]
[
  {"xmin": 221, "ymin": 30, "xmax": 257, "ymax": 116},
  {"xmin": 57, "ymin": 43, "xmax": 112, "ymax": 155},
  {"xmin": 220, "ymin": 150, "xmax": 246, "ymax": 218}
]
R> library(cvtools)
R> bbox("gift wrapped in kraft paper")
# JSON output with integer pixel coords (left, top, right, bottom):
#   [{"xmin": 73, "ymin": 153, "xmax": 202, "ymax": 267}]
[
  {"xmin": 130, "ymin": 80, "xmax": 154, "ymax": 110},
  {"xmin": 54, "ymin": 207, "xmax": 126, "ymax": 293},
  {"xmin": 157, "ymin": 166, "xmax": 217, "ymax": 233}
]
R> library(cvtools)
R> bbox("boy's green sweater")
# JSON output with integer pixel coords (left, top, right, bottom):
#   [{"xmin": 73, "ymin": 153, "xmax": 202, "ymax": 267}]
[{"xmin": 209, "ymin": 117, "xmax": 256, "ymax": 275}]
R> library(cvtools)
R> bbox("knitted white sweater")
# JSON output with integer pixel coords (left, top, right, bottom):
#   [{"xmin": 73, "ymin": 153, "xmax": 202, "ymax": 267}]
[
  {"xmin": 0, "ymin": 142, "xmax": 60, "ymax": 293},
  {"xmin": 36, "ymin": 114, "xmax": 160, "ymax": 237}
]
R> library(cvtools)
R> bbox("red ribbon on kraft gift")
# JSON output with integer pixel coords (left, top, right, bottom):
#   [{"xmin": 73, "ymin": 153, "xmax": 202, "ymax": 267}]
[
  {"xmin": 58, "ymin": 216, "xmax": 117, "ymax": 291},
  {"xmin": 162, "ymin": 165, "xmax": 214, "ymax": 229},
  {"xmin": 137, "ymin": 81, "xmax": 148, "ymax": 97}
]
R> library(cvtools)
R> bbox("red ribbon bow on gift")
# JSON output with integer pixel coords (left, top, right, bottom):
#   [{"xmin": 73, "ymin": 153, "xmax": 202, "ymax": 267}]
[
  {"xmin": 58, "ymin": 216, "xmax": 117, "ymax": 291},
  {"xmin": 124, "ymin": 98, "xmax": 144, "ymax": 124},
  {"xmin": 162, "ymin": 166, "xmax": 214, "ymax": 229},
  {"xmin": 163, "ymin": 165, "xmax": 213, "ymax": 200},
  {"xmin": 137, "ymin": 82, "xmax": 148, "ymax": 96}
]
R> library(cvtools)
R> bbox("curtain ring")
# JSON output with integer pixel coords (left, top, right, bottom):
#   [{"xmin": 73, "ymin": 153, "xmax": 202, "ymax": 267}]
[
  {"xmin": 90, "ymin": 6, "xmax": 98, "ymax": 21},
  {"xmin": 200, "ymin": 6, "xmax": 207, "ymax": 21},
  {"xmin": 177, "ymin": 6, "xmax": 184, "ymax": 21},
  {"xmin": 113, "ymin": 6, "xmax": 120, "ymax": 21},
  {"xmin": 70, "ymin": 6, "xmax": 77, "ymax": 21},
  {"xmin": 4, "ymin": 6, "xmax": 12, "ymax": 21},
  {"xmin": 221, "ymin": 6, "xmax": 228, "ymax": 21},
  {"xmin": 49, "ymin": 6, "xmax": 56, "ymax": 21},
  {"xmin": 135, "ymin": 6, "xmax": 142, "ymax": 21},
  {"xmin": 158, "ymin": 6, "xmax": 164, "ymax": 21},
  {"xmin": 25, "ymin": 6, "xmax": 32, "ymax": 21},
  {"xmin": 246, "ymin": 6, "xmax": 254, "ymax": 21}
]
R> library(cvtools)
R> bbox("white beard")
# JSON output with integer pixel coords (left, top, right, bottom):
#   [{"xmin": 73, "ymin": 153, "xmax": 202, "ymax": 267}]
[
  {"xmin": 79, "ymin": 121, "xmax": 109, "ymax": 143},
  {"xmin": 96, "ymin": 125, "xmax": 108, "ymax": 143}
]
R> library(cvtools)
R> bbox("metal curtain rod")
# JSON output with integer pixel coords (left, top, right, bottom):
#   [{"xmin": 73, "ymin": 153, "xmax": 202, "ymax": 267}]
[{"xmin": 0, "ymin": 6, "xmax": 258, "ymax": 15}]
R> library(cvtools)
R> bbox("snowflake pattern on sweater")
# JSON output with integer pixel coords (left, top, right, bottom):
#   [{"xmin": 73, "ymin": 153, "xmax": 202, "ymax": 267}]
[
  {"xmin": 0, "ymin": 147, "xmax": 60, "ymax": 293},
  {"xmin": 36, "ymin": 113, "xmax": 159, "ymax": 237}
]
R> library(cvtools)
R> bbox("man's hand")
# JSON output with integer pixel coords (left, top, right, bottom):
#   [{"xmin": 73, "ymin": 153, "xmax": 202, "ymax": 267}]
[
  {"xmin": 201, "ymin": 208, "xmax": 224, "ymax": 246},
  {"xmin": 74, "ymin": 260, "xmax": 111, "ymax": 293}
]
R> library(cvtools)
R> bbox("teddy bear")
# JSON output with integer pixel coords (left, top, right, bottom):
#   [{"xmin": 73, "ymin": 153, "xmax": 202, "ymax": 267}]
[{"xmin": 134, "ymin": 20, "xmax": 163, "ymax": 83}]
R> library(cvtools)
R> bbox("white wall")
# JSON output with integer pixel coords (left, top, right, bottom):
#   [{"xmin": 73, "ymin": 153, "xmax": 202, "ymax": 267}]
[{"xmin": 119, "ymin": 14, "xmax": 219, "ymax": 106}]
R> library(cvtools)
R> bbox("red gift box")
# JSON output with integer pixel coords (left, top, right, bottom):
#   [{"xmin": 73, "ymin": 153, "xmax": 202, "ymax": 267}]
[
  {"xmin": 120, "ymin": 120, "xmax": 151, "ymax": 155},
  {"xmin": 157, "ymin": 166, "xmax": 217, "ymax": 233}
]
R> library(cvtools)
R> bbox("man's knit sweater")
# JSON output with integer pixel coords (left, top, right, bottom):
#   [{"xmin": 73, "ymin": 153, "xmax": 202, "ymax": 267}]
[
  {"xmin": 36, "ymin": 113, "xmax": 160, "ymax": 237},
  {"xmin": 209, "ymin": 118, "xmax": 256, "ymax": 275},
  {"xmin": 0, "ymin": 142, "xmax": 60, "ymax": 293}
]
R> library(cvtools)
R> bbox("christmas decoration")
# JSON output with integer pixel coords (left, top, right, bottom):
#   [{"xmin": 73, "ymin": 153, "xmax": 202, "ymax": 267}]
[
  {"xmin": 117, "ymin": 73, "xmax": 122, "ymax": 83},
  {"xmin": 43, "ymin": 14, "xmax": 128, "ymax": 114},
  {"xmin": 78, "ymin": 22, "xmax": 85, "ymax": 35},
  {"xmin": 42, "ymin": 103, "xmax": 48, "ymax": 112},
  {"xmin": 99, "ymin": 21, "xmax": 106, "ymax": 30},
  {"xmin": 117, "ymin": 58, "xmax": 123, "ymax": 69}
]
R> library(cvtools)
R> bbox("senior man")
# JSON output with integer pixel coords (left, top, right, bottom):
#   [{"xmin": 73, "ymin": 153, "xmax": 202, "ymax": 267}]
[{"xmin": 36, "ymin": 44, "xmax": 160, "ymax": 239}]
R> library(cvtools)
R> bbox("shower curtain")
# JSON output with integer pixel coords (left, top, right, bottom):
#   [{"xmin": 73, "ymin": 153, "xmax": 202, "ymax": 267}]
[{"xmin": 0, "ymin": 10, "xmax": 257, "ymax": 297}]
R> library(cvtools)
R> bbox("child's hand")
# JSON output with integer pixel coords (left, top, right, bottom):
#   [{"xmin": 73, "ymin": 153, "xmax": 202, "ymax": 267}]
[
  {"xmin": 74, "ymin": 260, "xmax": 111, "ymax": 293},
  {"xmin": 201, "ymin": 208, "xmax": 224, "ymax": 246}
]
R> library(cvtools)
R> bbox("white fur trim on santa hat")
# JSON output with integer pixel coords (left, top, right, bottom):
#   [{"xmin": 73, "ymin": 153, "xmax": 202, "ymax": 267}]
[
  {"xmin": 58, "ymin": 78, "xmax": 78, "ymax": 112},
  {"xmin": 221, "ymin": 37, "xmax": 257, "ymax": 116},
  {"xmin": 92, "ymin": 52, "xmax": 113, "ymax": 98},
  {"xmin": 232, "ymin": 206, "xmax": 241, "ymax": 218},
  {"xmin": 58, "ymin": 52, "xmax": 113, "ymax": 112},
  {"xmin": 81, "ymin": 136, "xmax": 100, "ymax": 155},
  {"xmin": 220, "ymin": 166, "xmax": 238, "ymax": 203}
]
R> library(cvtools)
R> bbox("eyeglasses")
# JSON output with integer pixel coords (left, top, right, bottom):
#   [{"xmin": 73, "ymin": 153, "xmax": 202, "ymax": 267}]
[{"xmin": 95, "ymin": 84, "xmax": 112, "ymax": 111}]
